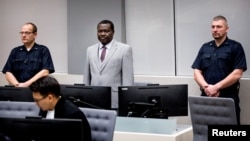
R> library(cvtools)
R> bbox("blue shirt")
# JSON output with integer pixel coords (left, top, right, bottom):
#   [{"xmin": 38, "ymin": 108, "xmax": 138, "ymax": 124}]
[
  {"xmin": 192, "ymin": 37, "xmax": 247, "ymax": 90},
  {"xmin": 2, "ymin": 43, "xmax": 55, "ymax": 82}
]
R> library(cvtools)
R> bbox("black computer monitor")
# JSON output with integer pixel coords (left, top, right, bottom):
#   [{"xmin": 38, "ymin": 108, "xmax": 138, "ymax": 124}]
[
  {"xmin": 60, "ymin": 84, "xmax": 112, "ymax": 109},
  {"xmin": 0, "ymin": 117, "xmax": 84, "ymax": 141},
  {"xmin": 118, "ymin": 84, "xmax": 188, "ymax": 119},
  {"xmin": 0, "ymin": 86, "xmax": 33, "ymax": 102}
]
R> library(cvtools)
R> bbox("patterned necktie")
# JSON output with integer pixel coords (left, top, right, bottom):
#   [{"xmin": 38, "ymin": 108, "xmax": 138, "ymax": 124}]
[{"xmin": 100, "ymin": 46, "xmax": 106, "ymax": 62}]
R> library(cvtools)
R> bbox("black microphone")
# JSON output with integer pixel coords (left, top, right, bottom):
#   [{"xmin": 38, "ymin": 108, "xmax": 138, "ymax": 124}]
[
  {"xmin": 68, "ymin": 96, "xmax": 78, "ymax": 103},
  {"xmin": 68, "ymin": 96, "xmax": 102, "ymax": 109}
]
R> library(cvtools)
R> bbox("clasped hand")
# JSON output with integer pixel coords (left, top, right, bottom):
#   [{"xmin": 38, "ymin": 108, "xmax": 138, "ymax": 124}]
[{"xmin": 204, "ymin": 84, "xmax": 220, "ymax": 97}]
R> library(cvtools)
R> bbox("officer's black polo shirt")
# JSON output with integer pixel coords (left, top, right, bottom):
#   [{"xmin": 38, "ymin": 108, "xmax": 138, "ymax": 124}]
[
  {"xmin": 192, "ymin": 38, "xmax": 247, "ymax": 89},
  {"xmin": 2, "ymin": 43, "xmax": 55, "ymax": 82}
]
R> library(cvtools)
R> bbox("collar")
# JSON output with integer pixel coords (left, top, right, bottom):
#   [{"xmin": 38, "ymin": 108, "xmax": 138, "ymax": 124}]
[
  {"xmin": 19, "ymin": 43, "xmax": 38, "ymax": 51},
  {"xmin": 99, "ymin": 40, "xmax": 113, "ymax": 50},
  {"xmin": 209, "ymin": 37, "xmax": 229, "ymax": 47}
]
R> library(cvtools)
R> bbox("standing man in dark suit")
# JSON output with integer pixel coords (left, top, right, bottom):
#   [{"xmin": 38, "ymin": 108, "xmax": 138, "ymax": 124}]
[
  {"xmin": 29, "ymin": 76, "xmax": 92, "ymax": 141},
  {"xmin": 84, "ymin": 19, "xmax": 134, "ymax": 109},
  {"xmin": 192, "ymin": 15, "xmax": 247, "ymax": 125}
]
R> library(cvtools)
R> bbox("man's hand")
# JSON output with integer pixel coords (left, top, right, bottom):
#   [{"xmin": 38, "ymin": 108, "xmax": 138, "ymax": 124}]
[
  {"xmin": 17, "ymin": 82, "xmax": 29, "ymax": 87},
  {"xmin": 204, "ymin": 84, "xmax": 220, "ymax": 97}
]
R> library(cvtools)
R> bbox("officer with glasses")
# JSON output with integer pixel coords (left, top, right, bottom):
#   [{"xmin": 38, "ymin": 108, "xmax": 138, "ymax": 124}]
[{"xmin": 2, "ymin": 22, "xmax": 55, "ymax": 87}]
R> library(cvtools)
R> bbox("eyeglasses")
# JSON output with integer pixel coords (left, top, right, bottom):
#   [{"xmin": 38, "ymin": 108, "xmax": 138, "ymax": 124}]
[
  {"xmin": 34, "ymin": 96, "xmax": 47, "ymax": 103},
  {"xmin": 19, "ymin": 31, "xmax": 34, "ymax": 35}
]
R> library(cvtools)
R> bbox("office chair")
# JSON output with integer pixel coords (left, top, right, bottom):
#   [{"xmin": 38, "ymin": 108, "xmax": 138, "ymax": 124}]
[
  {"xmin": 79, "ymin": 107, "xmax": 117, "ymax": 141},
  {"xmin": 0, "ymin": 101, "xmax": 39, "ymax": 118},
  {"xmin": 188, "ymin": 96, "xmax": 237, "ymax": 141}
]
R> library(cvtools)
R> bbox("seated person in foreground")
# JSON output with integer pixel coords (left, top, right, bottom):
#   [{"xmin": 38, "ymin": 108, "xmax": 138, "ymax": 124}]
[{"xmin": 29, "ymin": 76, "xmax": 91, "ymax": 141}]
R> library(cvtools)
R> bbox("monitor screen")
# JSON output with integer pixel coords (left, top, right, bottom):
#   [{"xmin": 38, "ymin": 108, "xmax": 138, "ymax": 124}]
[
  {"xmin": 60, "ymin": 84, "xmax": 112, "ymax": 110},
  {"xmin": 0, "ymin": 86, "xmax": 33, "ymax": 102},
  {"xmin": 118, "ymin": 84, "xmax": 188, "ymax": 119},
  {"xmin": 0, "ymin": 117, "xmax": 84, "ymax": 141}
]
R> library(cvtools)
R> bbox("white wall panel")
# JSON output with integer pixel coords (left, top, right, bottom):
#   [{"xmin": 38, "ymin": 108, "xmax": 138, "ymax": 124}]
[
  {"xmin": 0, "ymin": 0, "xmax": 68, "ymax": 73},
  {"xmin": 125, "ymin": 0, "xmax": 175, "ymax": 75}
]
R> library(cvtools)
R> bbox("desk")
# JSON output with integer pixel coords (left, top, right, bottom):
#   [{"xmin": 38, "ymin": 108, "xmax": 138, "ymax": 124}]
[{"xmin": 113, "ymin": 117, "xmax": 193, "ymax": 141}]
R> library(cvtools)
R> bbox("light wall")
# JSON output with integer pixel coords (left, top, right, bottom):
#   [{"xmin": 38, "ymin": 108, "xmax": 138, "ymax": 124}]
[
  {"xmin": 0, "ymin": 0, "xmax": 68, "ymax": 73},
  {"xmin": 1, "ymin": 0, "xmax": 250, "ymax": 76}
]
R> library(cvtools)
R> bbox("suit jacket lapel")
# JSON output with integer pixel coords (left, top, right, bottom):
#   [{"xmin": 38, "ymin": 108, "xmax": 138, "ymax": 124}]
[{"xmin": 92, "ymin": 44, "xmax": 103, "ymax": 71}]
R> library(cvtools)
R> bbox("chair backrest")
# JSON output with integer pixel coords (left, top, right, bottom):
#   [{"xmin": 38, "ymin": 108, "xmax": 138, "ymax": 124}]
[
  {"xmin": 79, "ymin": 107, "xmax": 117, "ymax": 141},
  {"xmin": 0, "ymin": 101, "xmax": 39, "ymax": 118},
  {"xmin": 188, "ymin": 96, "xmax": 237, "ymax": 141}
]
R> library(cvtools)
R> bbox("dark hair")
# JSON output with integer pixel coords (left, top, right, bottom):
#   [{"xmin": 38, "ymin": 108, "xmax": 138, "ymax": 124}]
[
  {"xmin": 97, "ymin": 19, "xmax": 115, "ymax": 32},
  {"xmin": 29, "ymin": 76, "xmax": 61, "ymax": 97},
  {"xmin": 25, "ymin": 22, "xmax": 37, "ymax": 33}
]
